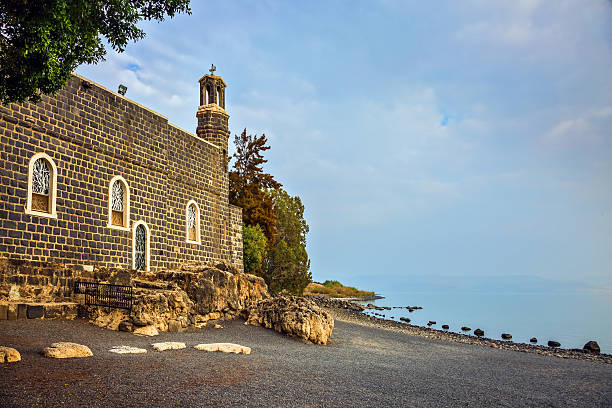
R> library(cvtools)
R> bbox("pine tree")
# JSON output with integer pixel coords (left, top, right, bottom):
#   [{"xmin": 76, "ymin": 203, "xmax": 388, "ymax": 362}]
[{"xmin": 228, "ymin": 129, "xmax": 281, "ymax": 246}]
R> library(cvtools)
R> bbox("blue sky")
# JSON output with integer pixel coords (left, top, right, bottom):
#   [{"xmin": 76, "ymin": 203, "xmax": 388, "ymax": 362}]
[{"xmin": 78, "ymin": 0, "xmax": 612, "ymax": 292}]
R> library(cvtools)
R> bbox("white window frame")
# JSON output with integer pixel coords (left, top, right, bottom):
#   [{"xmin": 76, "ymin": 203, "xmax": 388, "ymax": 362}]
[
  {"xmin": 25, "ymin": 152, "xmax": 58, "ymax": 219},
  {"xmin": 107, "ymin": 175, "xmax": 130, "ymax": 231},
  {"xmin": 132, "ymin": 220, "xmax": 151, "ymax": 272},
  {"xmin": 185, "ymin": 200, "xmax": 201, "ymax": 244}
]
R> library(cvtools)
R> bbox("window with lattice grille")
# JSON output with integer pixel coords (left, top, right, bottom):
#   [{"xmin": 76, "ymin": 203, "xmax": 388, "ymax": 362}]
[
  {"xmin": 31, "ymin": 158, "xmax": 51, "ymax": 212},
  {"xmin": 135, "ymin": 224, "xmax": 146, "ymax": 271},
  {"xmin": 111, "ymin": 181, "xmax": 125, "ymax": 226},
  {"xmin": 186, "ymin": 201, "xmax": 200, "ymax": 243},
  {"xmin": 108, "ymin": 176, "xmax": 129, "ymax": 230},
  {"xmin": 26, "ymin": 153, "xmax": 57, "ymax": 218},
  {"xmin": 187, "ymin": 204, "xmax": 197, "ymax": 241}
]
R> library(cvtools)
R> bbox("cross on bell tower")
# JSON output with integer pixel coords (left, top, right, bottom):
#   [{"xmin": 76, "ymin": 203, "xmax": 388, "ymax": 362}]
[{"xmin": 196, "ymin": 65, "xmax": 229, "ymax": 151}]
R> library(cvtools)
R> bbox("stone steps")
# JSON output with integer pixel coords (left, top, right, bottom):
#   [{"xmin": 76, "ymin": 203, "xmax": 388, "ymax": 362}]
[{"xmin": 0, "ymin": 301, "xmax": 78, "ymax": 321}]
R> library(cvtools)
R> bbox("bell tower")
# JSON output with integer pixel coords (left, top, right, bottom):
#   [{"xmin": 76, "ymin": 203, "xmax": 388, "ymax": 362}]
[{"xmin": 196, "ymin": 64, "xmax": 230, "ymax": 150}]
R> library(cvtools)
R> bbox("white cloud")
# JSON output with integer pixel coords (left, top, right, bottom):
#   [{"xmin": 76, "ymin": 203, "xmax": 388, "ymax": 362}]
[
  {"xmin": 543, "ymin": 106, "xmax": 612, "ymax": 148},
  {"xmin": 453, "ymin": 0, "xmax": 612, "ymax": 63}
]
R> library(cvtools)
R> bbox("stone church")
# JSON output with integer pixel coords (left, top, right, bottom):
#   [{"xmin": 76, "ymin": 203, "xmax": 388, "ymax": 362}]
[{"xmin": 0, "ymin": 70, "xmax": 243, "ymax": 272}]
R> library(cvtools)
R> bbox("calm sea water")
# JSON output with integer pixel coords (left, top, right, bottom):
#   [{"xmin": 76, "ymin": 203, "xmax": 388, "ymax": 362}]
[{"xmin": 360, "ymin": 290, "xmax": 612, "ymax": 354}]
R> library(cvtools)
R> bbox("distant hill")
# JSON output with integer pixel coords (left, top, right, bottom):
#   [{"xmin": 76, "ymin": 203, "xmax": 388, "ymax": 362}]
[{"xmin": 305, "ymin": 280, "xmax": 375, "ymax": 298}]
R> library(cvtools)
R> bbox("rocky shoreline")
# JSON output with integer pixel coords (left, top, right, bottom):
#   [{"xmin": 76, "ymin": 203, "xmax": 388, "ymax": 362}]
[{"xmin": 305, "ymin": 295, "xmax": 612, "ymax": 364}]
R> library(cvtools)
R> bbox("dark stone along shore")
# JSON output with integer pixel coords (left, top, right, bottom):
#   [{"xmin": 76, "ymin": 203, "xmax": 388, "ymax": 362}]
[{"xmin": 305, "ymin": 295, "xmax": 612, "ymax": 364}]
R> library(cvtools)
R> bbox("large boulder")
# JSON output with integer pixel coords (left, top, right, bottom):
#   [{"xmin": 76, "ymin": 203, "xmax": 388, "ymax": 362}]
[
  {"xmin": 583, "ymin": 341, "xmax": 600, "ymax": 354},
  {"xmin": 246, "ymin": 296, "xmax": 334, "ymax": 345},
  {"xmin": 0, "ymin": 346, "xmax": 21, "ymax": 363},
  {"xmin": 43, "ymin": 342, "xmax": 92, "ymax": 359},
  {"xmin": 151, "ymin": 342, "xmax": 186, "ymax": 352},
  {"xmin": 194, "ymin": 343, "xmax": 251, "ymax": 354}
]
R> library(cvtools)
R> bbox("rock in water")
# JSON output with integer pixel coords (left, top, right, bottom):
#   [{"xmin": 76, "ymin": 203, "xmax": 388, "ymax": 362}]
[
  {"xmin": 0, "ymin": 346, "xmax": 21, "ymax": 363},
  {"xmin": 548, "ymin": 340, "xmax": 561, "ymax": 348},
  {"xmin": 474, "ymin": 329, "xmax": 484, "ymax": 337},
  {"xmin": 530, "ymin": 337, "xmax": 538, "ymax": 343},
  {"xmin": 194, "ymin": 343, "xmax": 251, "ymax": 354},
  {"xmin": 43, "ymin": 342, "xmax": 92, "ymax": 359},
  {"xmin": 501, "ymin": 333, "xmax": 512, "ymax": 340},
  {"xmin": 151, "ymin": 342, "xmax": 186, "ymax": 352},
  {"xmin": 442, "ymin": 324, "xmax": 449, "ymax": 330},
  {"xmin": 400, "ymin": 317, "xmax": 411, "ymax": 323},
  {"xmin": 583, "ymin": 341, "xmax": 600, "ymax": 354},
  {"xmin": 461, "ymin": 326, "xmax": 471, "ymax": 331},
  {"xmin": 246, "ymin": 296, "xmax": 334, "ymax": 345}
]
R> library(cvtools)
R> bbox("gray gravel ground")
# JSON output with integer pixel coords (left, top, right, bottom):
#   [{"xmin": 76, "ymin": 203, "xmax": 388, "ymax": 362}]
[{"xmin": 1, "ymin": 317, "xmax": 611, "ymax": 408}]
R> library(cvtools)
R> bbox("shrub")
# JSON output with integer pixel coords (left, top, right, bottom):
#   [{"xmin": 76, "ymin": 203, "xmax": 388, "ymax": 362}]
[{"xmin": 242, "ymin": 224, "xmax": 267, "ymax": 275}]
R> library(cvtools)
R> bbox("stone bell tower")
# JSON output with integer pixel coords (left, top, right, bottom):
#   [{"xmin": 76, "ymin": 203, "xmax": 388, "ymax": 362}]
[{"xmin": 196, "ymin": 64, "xmax": 230, "ymax": 151}]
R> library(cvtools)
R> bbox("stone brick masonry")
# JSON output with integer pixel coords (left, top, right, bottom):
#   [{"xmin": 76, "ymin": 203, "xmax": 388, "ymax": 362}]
[{"xmin": 0, "ymin": 73, "xmax": 242, "ymax": 272}]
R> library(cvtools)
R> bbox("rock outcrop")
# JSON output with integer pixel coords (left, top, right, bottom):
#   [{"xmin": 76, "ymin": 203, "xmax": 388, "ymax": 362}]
[
  {"xmin": 0, "ymin": 346, "xmax": 21, "ymax": 363},
  {"xmin": 246, "ymin": 296, "xmax": 334, "ymax": 345},
  {"xmin": 84, "ymin": 263, "xmax": 269, "ymax": 334},
  {"xmin": 43, "ymin": 342, "xmax": 93, "ymax": 359}
]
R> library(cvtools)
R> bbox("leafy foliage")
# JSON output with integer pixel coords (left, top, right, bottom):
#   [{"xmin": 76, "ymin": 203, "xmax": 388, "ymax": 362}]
[
  {"xmin": 263, "ymin": 189, "xmax": 311, "ymax": 295},
  {"xmin": 242, "ymin": 224, "xmax": 267, "ymax": 275},
  {"xmin": 229, "ymin": 129, "xmax": 281, "ymax": 246},
  {"xmin": 323, "ymin": 280, "xmax": 341, "ymax": 287},
  {"xmin": 0, "ymin": 0, "xmax": 191, "ymax": 104}
]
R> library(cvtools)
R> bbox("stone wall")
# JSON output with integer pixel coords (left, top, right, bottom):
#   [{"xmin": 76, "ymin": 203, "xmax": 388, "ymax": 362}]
[
  {"xmin": 0, "ymin": 74, "xmax": 242, "ymax": 271},
  {"xmin": 0, "ymin": 258, "xmax": 127, "ymax": 302},
  {"xmin": 229, "ymin": 204, "xmax": 243, "ymax": 272}
]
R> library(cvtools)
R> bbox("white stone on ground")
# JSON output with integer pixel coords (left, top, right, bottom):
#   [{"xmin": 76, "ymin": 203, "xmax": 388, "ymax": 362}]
[
  {"xmin": 43, "ymin": 342, "xmax": 93, "ymax": 359},
  {"xmin": 109, "ymin": 346, "xmax": 147, "ymax": 354},
  {"xmin": 0, "ymin": 346, "xmax": 21, "ymax": 363},
  {"xmin": 133, "ymin": 325, "xmax": 159, "ymax": 336},
  {"xmin": 194, "ymin": 343, "xmax": 251, "ymax": 355},
  {"xmin": 151, "ymin": 342, "xmax": 186, "ymax": 351}
]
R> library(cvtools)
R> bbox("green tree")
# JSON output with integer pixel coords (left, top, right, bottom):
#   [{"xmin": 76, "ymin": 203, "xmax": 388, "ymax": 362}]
[
  {"xmin": 229, "ymin": 129, "xmax": 281, "ymax": 246},
  {"xmin": 263, "ymin": 189, "xmax": 311, "ymax": 295},
  {"xmin": 242, "ymin": 224, "xmax": 267, "ymax": 275},
  {"xmin": 0, "ymin": 0, "xmax": 191, "ymax": 104}
]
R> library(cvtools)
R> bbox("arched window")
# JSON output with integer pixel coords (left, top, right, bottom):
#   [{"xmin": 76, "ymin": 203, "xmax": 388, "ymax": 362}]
[
  {"xmin": 108, "ymin": 176, "xmax": 130, "ymax": 230},
  {"xmin": 132, "ymin": 220, "xmax": 150, "ymax": 271},
  {"xmin": 25, "ymin": 153, "xmax": 58, "ymax": 218},
  {"xmin": 186, "ymin": 200, "xmax": 201, "ymax": 244}
]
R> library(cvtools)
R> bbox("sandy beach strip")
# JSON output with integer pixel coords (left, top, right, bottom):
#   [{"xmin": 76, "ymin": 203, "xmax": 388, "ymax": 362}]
[
  {"xmin": 2, "ymin": 317, "xmax": 612, "ymax": 407},
  {"xmin": 315, "ymin": 298, "xmax": 612, "ymax": 365}
]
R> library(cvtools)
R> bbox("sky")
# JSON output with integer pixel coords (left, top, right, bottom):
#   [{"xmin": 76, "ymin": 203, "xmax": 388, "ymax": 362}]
[{"xmin": 77, "ymin": 0, "xmax": 612, "ymax": 293}]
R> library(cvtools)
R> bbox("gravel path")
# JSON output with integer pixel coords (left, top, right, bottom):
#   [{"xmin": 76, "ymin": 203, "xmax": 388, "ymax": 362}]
[{"xmin": 1, "ymin": 318, "xmax": 611, "ymax": 407}]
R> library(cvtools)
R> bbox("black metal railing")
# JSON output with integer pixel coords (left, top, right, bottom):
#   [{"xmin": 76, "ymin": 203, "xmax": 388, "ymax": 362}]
[{"xmin": 74, "ymin": 281, "xmax": 133, "ymax": 311}]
